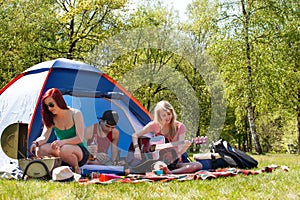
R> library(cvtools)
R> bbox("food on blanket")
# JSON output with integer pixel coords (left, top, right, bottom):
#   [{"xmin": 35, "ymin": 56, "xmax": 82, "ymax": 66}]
[
  {"xmin": 99, "ymin": 173, "xmax": 121, "ymax": 182},
  {"xmin": 90, "ymin": 172, "xmax": 101, "ymax": 179}
]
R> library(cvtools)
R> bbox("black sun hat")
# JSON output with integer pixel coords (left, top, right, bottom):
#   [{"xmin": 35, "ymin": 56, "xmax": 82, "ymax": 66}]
[{"xmin": 100, "ymin": 110, "xmax": 119, "ymax": 126}]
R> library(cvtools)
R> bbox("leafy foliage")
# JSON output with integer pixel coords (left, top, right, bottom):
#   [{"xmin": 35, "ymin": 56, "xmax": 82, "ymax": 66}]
[{"xmin": 0, "ymin": 0, "xmax": 298, "ymax": 153}]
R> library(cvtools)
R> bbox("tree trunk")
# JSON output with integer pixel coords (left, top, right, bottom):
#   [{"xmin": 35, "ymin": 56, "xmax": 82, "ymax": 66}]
[
  {"xmin": 240, "ymin": 0, "xmax": 262, "ymax": 154},
  {"xmin": 247, "ymin": 103, "xmax": 262, "ymax": 154},
  {"xmin": 297, "ymin": 91, "xmax": 300, "ymax": 155},
  {"xmin": 297, "ymin": 112, "xmax": 300, "ymax": 155},
  {"xmin": 243, "ymin": 116, "xmax": 248, "ymax": 151}
]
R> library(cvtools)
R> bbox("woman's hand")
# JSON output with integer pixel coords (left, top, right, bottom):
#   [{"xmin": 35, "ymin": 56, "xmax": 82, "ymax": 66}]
[
  {"xmin": 183, "ymin": 140, "xmax": 192, "ymax": 148},
  {"xmin": 29, "ymin": 143, "xmax": 37, "ymax": 156},
  {"xmin": 51, "ymin": 140, "xmax": 62, "ymax": 150}
]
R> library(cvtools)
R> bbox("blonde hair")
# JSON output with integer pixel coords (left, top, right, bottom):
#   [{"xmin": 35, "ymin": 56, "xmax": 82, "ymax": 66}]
[{"xmin": 154, "ymin": 100, "xmax": 177, "ymax": 138}]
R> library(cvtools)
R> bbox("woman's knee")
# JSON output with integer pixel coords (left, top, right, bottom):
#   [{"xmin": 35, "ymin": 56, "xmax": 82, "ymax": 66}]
[
  {"xmin": 60, "ymin": 145, "xmax": 82, "ymax": 160},
  {"xmin": 36, "ymin": 144, "xmax": 51, "ymax": 156}
]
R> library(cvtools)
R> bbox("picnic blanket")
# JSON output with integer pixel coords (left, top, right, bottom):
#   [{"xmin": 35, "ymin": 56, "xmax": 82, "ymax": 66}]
[{"xmin": 79, "ymin": 164, "xmax": 289, "ymax": 185}]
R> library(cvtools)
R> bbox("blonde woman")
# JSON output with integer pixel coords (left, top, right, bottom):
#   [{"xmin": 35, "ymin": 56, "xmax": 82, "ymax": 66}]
[{"xmin": 132, "ymin": 100, "xmax": 202, "ymax": 174}]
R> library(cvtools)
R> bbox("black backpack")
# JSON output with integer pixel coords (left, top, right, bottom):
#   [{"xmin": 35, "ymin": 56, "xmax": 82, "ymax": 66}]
[{"xmin": 210, "ymin": 139, "xmax": 258, "ymax": 169}]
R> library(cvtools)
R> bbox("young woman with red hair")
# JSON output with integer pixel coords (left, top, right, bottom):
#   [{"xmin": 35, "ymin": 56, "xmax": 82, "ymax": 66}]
[{"xmin": 29, "ymin": 88, "xmax": 89, "ymax": 174}]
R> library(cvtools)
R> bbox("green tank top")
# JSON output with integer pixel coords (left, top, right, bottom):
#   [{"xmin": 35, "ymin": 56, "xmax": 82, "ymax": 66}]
[{"xmin": 53, "ymin": 109, "xmax": 88, "ymax": 149}]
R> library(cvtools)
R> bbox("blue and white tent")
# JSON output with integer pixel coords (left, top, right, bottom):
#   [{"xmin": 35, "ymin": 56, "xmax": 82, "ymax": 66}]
[{"xmin": 0, "ymin": 58, "xmax": 152, "ymax": 173}]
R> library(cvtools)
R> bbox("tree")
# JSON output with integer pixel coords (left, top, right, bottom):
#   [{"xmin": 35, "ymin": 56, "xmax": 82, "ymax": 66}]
[
  {"xmin": 0, "ymin": 0, "xmax": 57, "ymax": 88},
  {"xmin": 88, "ymin": 0, "xmax": 213, "ymax": 140},
  {"xmin": 185, "ymin": 0, "xmax": 227, "ymax": 142},
  {"xmin": 259, "ymin": 0, "xmax": 300, "ymax": 154},
  {"xmin": 207, "ymin": 0, "xmax": 299, "ymax": 154},
  {"xmin": 207, "ymin": 0, "xmax": 293, "ymax": 154},
  {"xmin": 0, "ymin": 0, "xmax": 128, "ymax": 89},
  {"xmin": 51, "ymin": 0, "xmax": 128, "ymax": 60}
]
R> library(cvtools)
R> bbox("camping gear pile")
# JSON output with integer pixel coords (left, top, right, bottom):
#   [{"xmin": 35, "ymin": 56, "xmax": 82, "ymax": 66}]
[{"xmin": 193, "ymin": 139, "xmax": 258, "ymax": 170}]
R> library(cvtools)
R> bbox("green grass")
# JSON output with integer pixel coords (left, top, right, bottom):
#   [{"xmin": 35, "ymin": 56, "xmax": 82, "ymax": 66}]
[{"xmin": 0, "ymin": 154, "xmax": 299, "ymax": 200}]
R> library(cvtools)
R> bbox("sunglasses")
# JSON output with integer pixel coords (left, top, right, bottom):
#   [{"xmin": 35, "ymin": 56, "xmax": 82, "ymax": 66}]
[{"xmin": 46, "ymin": 102, "xmax": 55, "ymax": 108}]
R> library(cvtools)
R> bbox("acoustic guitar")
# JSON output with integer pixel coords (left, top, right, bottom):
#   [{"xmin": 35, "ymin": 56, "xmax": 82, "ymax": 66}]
[{"xmin": 129, "ymin": 136, "xmax": 192, "ymax": 173}]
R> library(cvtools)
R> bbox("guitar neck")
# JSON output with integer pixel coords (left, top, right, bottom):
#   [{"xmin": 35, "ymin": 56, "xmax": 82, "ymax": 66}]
[{"xmin": 154, "ymin": 140, "xmax": 185, "ymax": 150}]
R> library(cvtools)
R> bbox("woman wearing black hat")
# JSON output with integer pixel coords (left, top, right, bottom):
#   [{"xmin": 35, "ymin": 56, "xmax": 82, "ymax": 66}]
[{"xmin": 85, "ymin": 110, "xmax": 120, "ymax": 165}]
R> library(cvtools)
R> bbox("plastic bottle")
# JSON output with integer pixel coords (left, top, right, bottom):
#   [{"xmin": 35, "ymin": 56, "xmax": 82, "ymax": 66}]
[{"xmin": 88, "ymin": 134, "xmax": 98, "ymax": 161}]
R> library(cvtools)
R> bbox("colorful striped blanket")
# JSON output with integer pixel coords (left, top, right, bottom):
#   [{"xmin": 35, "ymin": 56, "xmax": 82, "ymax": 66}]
[{"xmin": 79, "ymin": 164, "xmax": 289, "ymax": 185}]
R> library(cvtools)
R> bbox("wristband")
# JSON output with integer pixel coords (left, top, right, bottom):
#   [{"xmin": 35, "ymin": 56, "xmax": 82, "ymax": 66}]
[
  {"xmin": 133, "ymin": 144, "xmax": 139, "ymax": 149},
  {"xmin": 32, "ymin": 141, "xmax": 39, "ymax": 147}
]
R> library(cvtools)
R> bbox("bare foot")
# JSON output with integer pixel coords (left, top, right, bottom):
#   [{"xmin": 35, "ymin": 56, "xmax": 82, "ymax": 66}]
[
  {"xmin": 162, "ymin": 166, "xmax": 172, "ymax": 174},
  {"xmin": 152, "ymin": 161, "xmax": 167, "ymax": 170},
  {"xmin": 152, "ymin": 161, "xmax": 172, "ymax": 174}
]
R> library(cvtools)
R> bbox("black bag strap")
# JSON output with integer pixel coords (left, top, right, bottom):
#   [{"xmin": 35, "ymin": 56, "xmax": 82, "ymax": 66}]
[{"xmin": 22, "ymin": 160, "xmax": 51, "ymax": 180}]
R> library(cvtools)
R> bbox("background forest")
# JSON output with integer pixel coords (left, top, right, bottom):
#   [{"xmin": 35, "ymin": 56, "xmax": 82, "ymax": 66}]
[{"xmin": 0, "ymin": 0, "xmax": 299, "ymax": 154}]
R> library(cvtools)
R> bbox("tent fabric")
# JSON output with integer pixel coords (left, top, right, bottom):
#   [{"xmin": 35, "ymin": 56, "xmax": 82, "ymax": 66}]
[{"xmin": 0, "ymin": 58, "xmax": 152, "ymax": 172}]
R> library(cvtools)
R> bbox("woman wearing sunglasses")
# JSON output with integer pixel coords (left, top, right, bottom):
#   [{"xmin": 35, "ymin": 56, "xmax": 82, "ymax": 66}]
[{"xmin": 29, "ymin": 88, "xmax": 89, "ymax": 174}]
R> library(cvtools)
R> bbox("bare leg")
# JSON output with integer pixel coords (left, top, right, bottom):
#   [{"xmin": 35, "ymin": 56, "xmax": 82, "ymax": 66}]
[
  {"xmin": 169, "ymin": 162, "xmax": 202, "ymax": 174},
  {"xmin": 36, "ymin": 143, "xmax": 82, "ymax": 174},
  {"xmin": 36, "ymin": 143, "xmax": 59, "ymax": 157},
  {"xmin": 156, "ymin": 161, "xmax": 202, "ymax": 174},
  {"xmin": 59, "ymin": 145, "xmax": 83, "ymax": 173}
]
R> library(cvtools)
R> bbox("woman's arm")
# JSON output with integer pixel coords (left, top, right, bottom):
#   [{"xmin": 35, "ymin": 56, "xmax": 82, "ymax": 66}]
[
  {"xmin": 74, "ymin": 109, "xmax": 85, "ymax": 142},
  {"xmin": 174, "ymin": 122, "xmax": 191, "ymax": 156},
  {"xmin": 37, "ymin": 125, "xmax": 52, "ymax": 144},
  {"xmin": 29, "ymin": 125, "xmax": 52, "ymax": 154},
  {"xmin": 84, "ymin": 124, "xmax": 94, "ymax": 143},
  {"xmin": 132, "ymin": 121, "xmax": 160, "ymax": 160},
  {"xmin": 176, "ymin": 122, "xmax": 186, "ymax": 142},
  {"xmin": 132, "ymin": 121, "xmax": 159, "ymax": 146}
]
